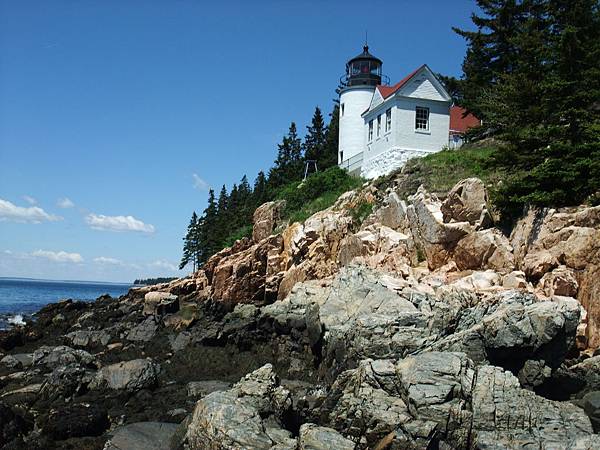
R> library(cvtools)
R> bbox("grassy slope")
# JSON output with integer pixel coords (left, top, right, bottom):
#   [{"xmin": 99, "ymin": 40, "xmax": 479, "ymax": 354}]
[
  {"xmin": 375, "ymin": 143, "xmax": 505, "ymax": 200},
  {"xmin": 222, "ymin": 144, "xmax": 504, "ymax": 247}
]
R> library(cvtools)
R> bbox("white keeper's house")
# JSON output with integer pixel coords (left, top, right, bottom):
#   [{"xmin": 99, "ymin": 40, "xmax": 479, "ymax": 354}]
[{"xmin": 337, "ymin": 45, "xmax": 480, "ymax": 179}]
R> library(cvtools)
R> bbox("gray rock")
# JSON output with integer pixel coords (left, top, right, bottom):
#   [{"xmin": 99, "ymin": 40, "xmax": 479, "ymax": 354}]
[
  {"xmin": 180, "ymin": 364, "xmax": 293, "ymax": 450},
  {"xmin": 91, "ymin": 358, "xmax": 159, "ymax": 391},
  {"xmin": 32, "ymin": 346, "xmax": 95, "ymax": 369},
  {"xmin": 186, "ymin": 380, "xmax": 230, "ymax": 398},
  {"xmin": 65, "ymin": 330, "xmax": 111, "ymax": 348},
  {"xmin": 143, "ymin": 292, "xmax": 178, "ymax": 316},
  {"xmin": 104, "ymin": 422, "xmax": 178, "ymax": 450},
  {"xmin": 298, "ymin": 423, "xmax": 355, "ymax": 450},
  {"xmin": 583, "ymin": 391, "xmax": 600, "ymax": 433},
  {"xmin": 126, "ymin": 317, "xmax": 158, "ymax": 342},
  {"xmin": 1, "ymin": 353, "xmax": 32, "ymax": 370}
]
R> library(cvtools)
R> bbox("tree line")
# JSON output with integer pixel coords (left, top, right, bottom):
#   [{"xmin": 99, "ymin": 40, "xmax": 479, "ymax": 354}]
[
  {"xmin": 445, "ymin": 0, "xmax": 600, "ymax": 219},
  {"xmin": 179, "ymin": 105, "xmax": 339, "ymax": 271}
]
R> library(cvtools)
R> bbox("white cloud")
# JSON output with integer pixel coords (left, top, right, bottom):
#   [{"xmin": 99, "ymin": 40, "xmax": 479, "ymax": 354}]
[
  {"xmin": 149, "ymin": 259, "xmax": 178, "ymax": 271},
  {"xmin": 32, "ymin": 249, "xmax": 83, "ymax": 263},
  {"xmin": 23, "ymin": 195, "xmax": 37, "ymax": 205},
  {"xmin": 192, "ymin": 173, "xmax": 209, "ymax": 191},
  {"xmin": 0, "ymin": 198, "xmax": 62, "ymax": 223},
  {"xmin": 3, "ymin": 250, "xmax": 12, "ymax": 255},
  {"xmin": 57, "ymin": 197, "xmax": 75, "ymax": 208},
  {"xmin": 85, "ymin": 213, "xmax": 155, "ymax": 233},
  {"xmin": 93, "ymin": 256, "xmax": 123, "ymax": 265}
]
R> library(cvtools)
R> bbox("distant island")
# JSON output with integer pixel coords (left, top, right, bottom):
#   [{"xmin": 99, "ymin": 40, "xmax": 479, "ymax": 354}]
[{"xmin": 133, "ymin": 277, "xmax": 177, "ymax": 286}]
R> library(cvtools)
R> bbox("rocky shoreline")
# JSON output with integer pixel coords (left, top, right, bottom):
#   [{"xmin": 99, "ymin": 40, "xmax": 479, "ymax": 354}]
[{"xmin": 1, "ymin": 177, "xmax": 600, "ymax": 449}]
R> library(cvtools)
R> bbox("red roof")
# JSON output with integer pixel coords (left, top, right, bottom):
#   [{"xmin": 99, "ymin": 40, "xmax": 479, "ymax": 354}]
[
  {"xmin": 449, "ymin": 106, "xmax": 481, "ymax": 134},
  {"xmin": 376, "ymin": 65, "xmax": 425, "ymax": 99}
]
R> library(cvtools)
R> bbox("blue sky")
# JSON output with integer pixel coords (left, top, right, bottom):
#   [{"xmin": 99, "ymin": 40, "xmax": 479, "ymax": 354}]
[{"xmin": 0, "ymin": 0, "xmax": 477, "ymax": 282}]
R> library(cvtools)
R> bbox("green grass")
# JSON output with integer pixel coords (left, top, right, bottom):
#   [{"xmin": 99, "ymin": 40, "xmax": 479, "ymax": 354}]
[
  {"xmin": 276, "ymin": 166, "xmax": 364, "ymax": 224},
  {"xmin": 375, "ymin": 145, "xmax": 506, "ymax": 200}
]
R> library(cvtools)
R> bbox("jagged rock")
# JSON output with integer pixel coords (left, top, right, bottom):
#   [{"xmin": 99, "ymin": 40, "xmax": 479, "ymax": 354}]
[
  {"xmin": 65, "ymin": 330, "xmax": 111, "ymax": 348},
  {"xmin": 179, "ymin": 364, "xmax": 293, "ymax": 450},
  {"xmin": 502, "ymin": 271, "xmax": 528, "ymax": 289},
  {"xmin": 441, "ymin": 177, "xmax": 492, "ymax": 227},
  {"xmin": 409, "ymin": 186, "xmax": 472, "ymax": 270},
  {"xmin": 91, "ymin": 358, "xmax": 159, "ymax": 391},
  {"xmin": 0, "ymin": 354, "xmax": 32, "ymax": 370},
  {"xmin": 583, "ymin": 391, "xmax": 600, "ymax": 432},
  {"xmin": 323, "ymin": 359, "xmax": 410, "ymax": 446},
  {"xmin": 126, "ymin": 317, "xmax": 158, "ymax": 342},
  {"xmin": 41, "ymin": 404, "xmax": 109, "ymax": 440},
  {"xmin": 453, "ymin": 229, "xmax": 514, "ymax": 272},
  {"xmin": 511, "ymin": 205, "xmax": 600, "ymax": 349},
  {"xmin": 31, "ymin": 346, "xmax": 95, "ymax": 369},
  {"xmin": 186, "ymin": 380, "xmax": 231, "ymax": 398},
  {"xmin": 143, "ymin": 291, "xmax": 179, "ymax": 316},
  {"xmin": 471, "ymin": 364, "xmax": 597, "ymax": 448},
  {"xmin": 39, "ymin": 363, "xmax": 95, "ymax": 401},
  {"xmin": 253, "ymin": 200, "xmax": 285, "ymax": 242},
  {"xmin": 539, "ymin": 265, "xmax": 579, "ymax": 297},
  {"xmin": 298, "ymin": 423, "xmax": 355, "ymax": 450},
  {"xmin": 104, "ymin": 422, "xmax": 178, "ymax": 450},
  {"xmin": 0, "ymin": 401, "xmax": 32, "ymax": 447}
]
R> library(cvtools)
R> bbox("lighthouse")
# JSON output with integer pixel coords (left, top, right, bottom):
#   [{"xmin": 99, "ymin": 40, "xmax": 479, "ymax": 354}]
[{"xmin": 337, "ymin": 45, "xmax": 386, "ymax": 173}]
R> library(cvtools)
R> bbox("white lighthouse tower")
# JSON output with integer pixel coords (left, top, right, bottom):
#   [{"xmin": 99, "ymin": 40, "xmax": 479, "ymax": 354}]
[{"xmin": 338, "ymin": 45, "xmax": 386, "ymax": 173}]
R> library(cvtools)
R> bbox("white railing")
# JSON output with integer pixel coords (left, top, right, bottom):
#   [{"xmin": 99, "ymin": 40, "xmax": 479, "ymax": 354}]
[{"xmin": 339, "ymin": 152, "xmax": 364, "ymax": 173}]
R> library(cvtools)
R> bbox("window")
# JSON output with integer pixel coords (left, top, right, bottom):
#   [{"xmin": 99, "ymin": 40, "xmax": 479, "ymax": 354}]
[
  {"xmin": 376, "ymin": 115, "xmax": 381, "ymax": 137},
  {"xmin": 341, "ymin": 103, "xmax": 345, "ymax": 117},
  {"xmin": 368, "ymin": 120, "xmax": 373, "ymax": 141},
  {"xmin": 385, "ymin": 109, "xmax": 392, "ymax": 132},
  {"xmin": 415, "ymin": 106, "xmax": 429, "ymax": 131}
]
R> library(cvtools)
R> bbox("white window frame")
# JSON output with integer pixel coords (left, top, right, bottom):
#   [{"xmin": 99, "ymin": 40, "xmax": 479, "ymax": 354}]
[
  {"xmin": 415, "ymin": 106, "xmax": 430, "ymax": 131},
  {"xmin": 368, "ymin": 120, "xmax": 373, "ymax": 142},
  {"xmin": 376, "ymin": 115, "xmax": 381, "ymax": 137},
  {"xmin": 385, "ymin": 108, "xmax": 391, "ymax": 132}
]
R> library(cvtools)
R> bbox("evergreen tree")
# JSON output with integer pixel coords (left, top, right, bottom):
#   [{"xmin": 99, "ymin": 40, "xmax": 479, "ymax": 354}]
[
  {"xmin": 454, "ymin": 0, "xmax": 600, "ymax": 216},
  {"xmin": 215, "ymin": 185, "xmax": 229, "ymax": 245},
  {"xmin": 237, "ymin": 175, "xmax": 253, "ymax": 223},
  {"xmin": 322, "ymin": 103, "xmax": 340, "ymax": 169},
  {"xmin": 453, "ymin": 0, "xmax": 529, "ymax": 123},
  {"xmin": 179, "ymin": 211, "xmax": 199, "ymax": 271},
  {"xmin": 252, "ymin": 171, "xmax": 269, "ymax": 208},
  {"xmin": 304, "ymin": 107, "xmax": 327, "ymax": 171},
  {"xmin": 269, "ymin": 122, "xmax": 303, "ymax": 188},
  {"xmin": 198, "ymin": 189, "xmax": 219, "ymax": 262}
]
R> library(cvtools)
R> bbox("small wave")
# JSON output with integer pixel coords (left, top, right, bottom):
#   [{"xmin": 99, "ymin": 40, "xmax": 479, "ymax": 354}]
[{"xmin": 7, "ymin": 314, "xmax": 26, "ymax": 326}]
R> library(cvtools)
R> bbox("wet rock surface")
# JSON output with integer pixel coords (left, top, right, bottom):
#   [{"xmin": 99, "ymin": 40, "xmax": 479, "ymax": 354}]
[{"xmin": 1, "ymin": 177, "xmax": 599, "ymax": 449}]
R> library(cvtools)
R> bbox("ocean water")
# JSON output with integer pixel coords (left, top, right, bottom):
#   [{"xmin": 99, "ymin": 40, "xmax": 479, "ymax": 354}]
[{"xmin": 0, "ymin": 277, "xmax": 132, "ymax": 328}]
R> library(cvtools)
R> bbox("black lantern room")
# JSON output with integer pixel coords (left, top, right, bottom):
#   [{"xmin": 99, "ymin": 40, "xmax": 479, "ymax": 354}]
[{"xmin": 339, "ymin": 45, "xmax": 388, "ymax": 90}]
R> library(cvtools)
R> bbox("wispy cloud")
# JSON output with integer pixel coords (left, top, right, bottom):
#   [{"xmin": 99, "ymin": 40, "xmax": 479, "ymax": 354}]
[
  {"xmin": 57, "ymin": 197, "xmax": 75, "ymax": 209},
  {"xmin": 0, "ymin": 198, "xmax": 62, "ymax": 223},
  {"xmin": 85, "ymin": 213, "xmax": 155, "ymax": 233},
  {"xmin": 32, "ymin": 249, "xmax": 83, "ymax": 263},
  {"xmin": 23, "ymin": 195, "xmax": 37, "ymax": 205},
  {"xmin": 93, "ymin": 256, "xmax": 123, "ymax": 265},
  {"xmin": 149, "ymin": 259, "xmax": 178, "ymax": 271},
  {"xmin": 192, "ymin": 173, "xmax": 209, "ymax": 191}
]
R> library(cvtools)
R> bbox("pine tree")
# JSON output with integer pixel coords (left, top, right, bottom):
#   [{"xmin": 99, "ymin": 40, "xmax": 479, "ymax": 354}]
[
  {"xmin": 269, "ymin": 122, "xmax": 304, "ymax": 188},
  {"xmin": 304, "ymin": 107, "xmax": 327, "ymax": 170},
  {"xmin": 453, "ymin": 0, "xmax": 529, "ymax": 123},
  {"xmin": 215, "ymin": 185, "xmax": 229, "ymax": 246},
  {"xmin": 179, "ymin": 212, "xmax": 198, "ymax": 271},
  {"xmin": 198, "ymin": 189, "xmax": 219, "ymax": 262},
  {"xmin": 252, "ymin": 171, "xmax": 269, "ymax": 208},
  {"xmin": 454, "ymin": 0, "xmax": 600, "ymax": 216},
  {"xmin": 322, "ymin": 103, "xmax": 340, "ymax": 169},
  {"xmin": 238, "ymin": 175, "xmax": 253, "ymax": 223}
]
